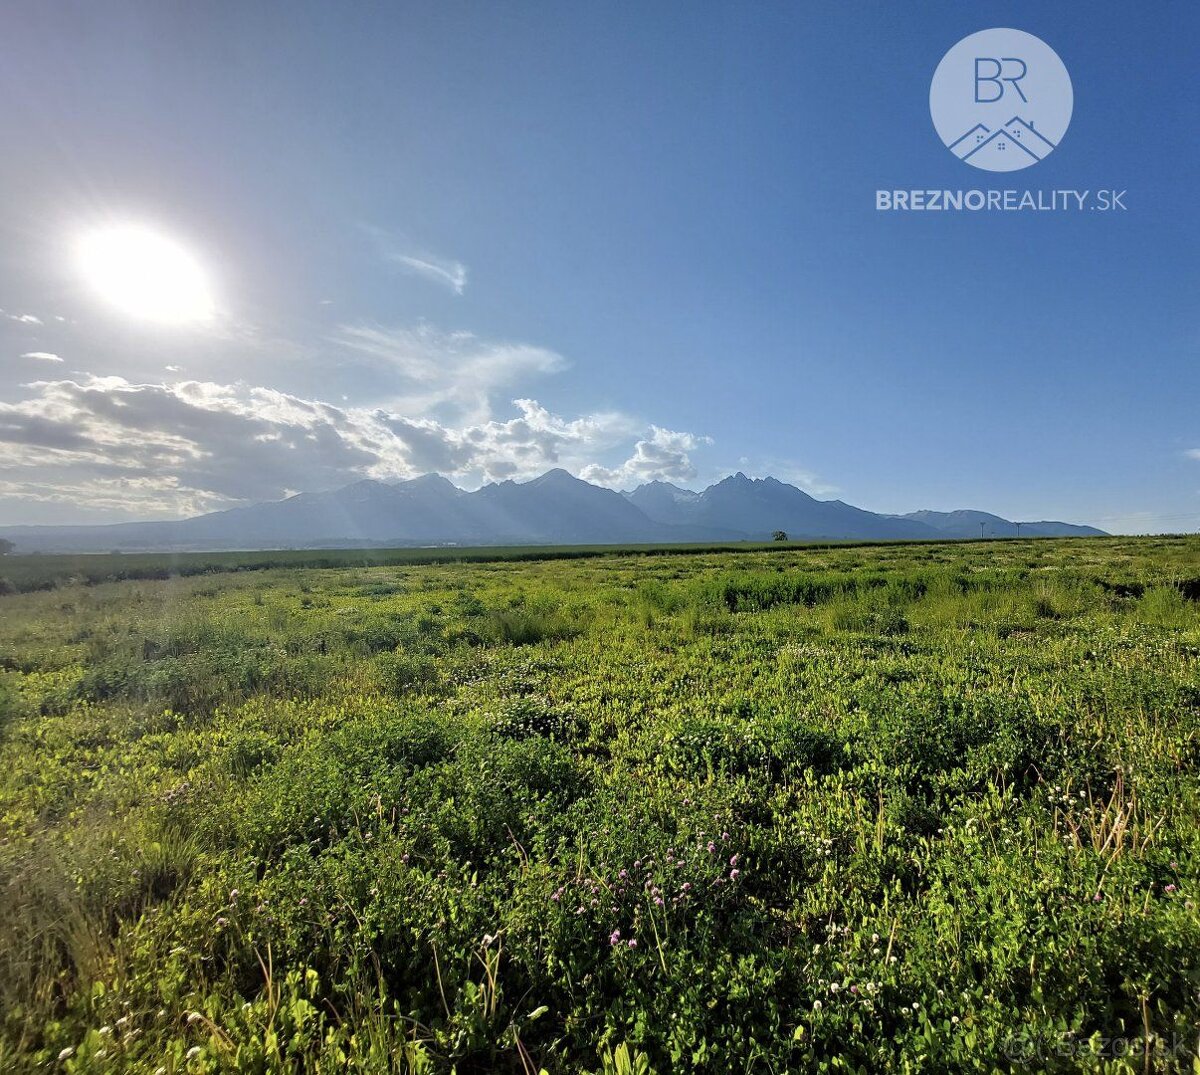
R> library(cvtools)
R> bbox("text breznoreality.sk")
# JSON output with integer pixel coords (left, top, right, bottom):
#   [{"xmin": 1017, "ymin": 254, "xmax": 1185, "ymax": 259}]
[{"xmin": 876, "ymin": 189, "xmax": 1127, "ymax": 211}]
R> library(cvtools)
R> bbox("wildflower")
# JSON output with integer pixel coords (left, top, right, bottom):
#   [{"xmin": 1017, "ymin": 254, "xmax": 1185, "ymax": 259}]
[
  {"xmin": 654, "ymin": 897, "xmax": 664, "ymax": 906},
  {"xmin": 730, "ymin": 854, "xmax": 740, "ymax": 866},
  {"xmin": 849, "ymin": 985, "xmax": 858, "ymax": 994},
  {"xmin": 99, "ymin": 1025, "xmax": 113, "ymax": 1036},
  {"xmin": 721, "ymin": 831, "xmax": 730, "ymax": 841},
  {"xmin": 706, "ymin": 841, "xmax": 716, "ymax": 853},
  {"xmin": 229, "ymin": 889, "xmax": 239, "ymax": 901},
  {"xmin": 216, "ymin": 917, "xmax": 228, "ymax": 927},
  {"xmin": 912, "ymin": 1002, "xmax": 920, "ymax": 1010},
  {"xmin": 627, "ymin": 939, "xmax": 637, "ymax": 948},
  {"xmin": 57, "ymin": 1047, "xmax": 74, "ymax": 1061},
  {"xmin": 187, "ymin": 1012, "xmax": 204, "ymax": 1025},
  {"xmin": 619, "ymin": 869, "xmax": 628, "ymax": 880},
  {"xmin": 813, "ymin": 1000, "xmax": 823, "ymax": 1011},
  {"xmin": 730, "ymin": 869, "xmax": 740, "ymax": 880},
  {"xmin": 1165, "ymin": 884, "xmax": 1177, "ymax": 893},
  {"xmin": 187, "ymin": 1046, "xmax": 202, "ymax": 1061},
  {"xmin": 681, "ymin": 882, "xmax": 691, "ymax": 892},
  {"xmin": 829, "ymin": 982, "xmax": 840, "ymax": 993},
  {"xmin": 609, "ymin": 929, "xmax": 621, "ymax": 946}
]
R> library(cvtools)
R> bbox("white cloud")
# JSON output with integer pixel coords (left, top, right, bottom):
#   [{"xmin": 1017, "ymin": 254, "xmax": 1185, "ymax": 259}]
[
  {"xmin": 20, "ymin": 351, "xmax": 62, "ymax": 363},
  {"xmin": 335, "ymin": 322, "xmax": 565, "ymax": 422},
  {"xmin": 0, "ymin": 376, "xmax": 705, "ymax": 519},
  {"xmin": 1186, "ymin": 449, "xmax": 1200, "ymax": 461},
  {"xmin": 363, "ymin": 226, "xmax": 468, "ymax": 295},
  {"xmin": 392, "ymin": 254, "xmax": 468, "ymax": 295},
  {"xmin": 581, "ymin": 426, "xmax": 712, "ymax": 488},
  {"xmin": 3, "ymin": 311, "xmax": 43, "ymax": 325}
]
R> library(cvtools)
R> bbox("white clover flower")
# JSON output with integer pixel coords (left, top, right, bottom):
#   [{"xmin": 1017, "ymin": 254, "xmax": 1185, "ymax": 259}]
[{"xmin": 57, "ymin": 1047, "xmax": 74, "ymax": 1061}]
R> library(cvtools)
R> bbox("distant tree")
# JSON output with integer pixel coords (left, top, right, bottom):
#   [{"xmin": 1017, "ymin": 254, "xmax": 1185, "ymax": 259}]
[
  {"xmin": 772, "ymin": 530, "xmax": 788, "ymax": 542},
  {"xmin": 0, "ymin": 538, "xmax": 14, "ymax": 556}
]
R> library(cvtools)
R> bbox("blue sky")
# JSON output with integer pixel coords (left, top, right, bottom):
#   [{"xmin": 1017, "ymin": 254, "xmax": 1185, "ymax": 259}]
[{"xmin": 0, "ymin": 1, "xmax": 1196, "ymax": 531}]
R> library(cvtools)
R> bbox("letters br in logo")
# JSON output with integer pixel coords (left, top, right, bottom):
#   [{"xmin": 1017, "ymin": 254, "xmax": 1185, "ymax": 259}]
[{"xmin": 930, "ymin": 28, "xmax": 1072, "ymax": 172}]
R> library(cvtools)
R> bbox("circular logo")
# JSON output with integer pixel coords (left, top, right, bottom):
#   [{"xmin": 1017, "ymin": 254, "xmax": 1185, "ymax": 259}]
[{"xmin": 930, "ymin": 28, "xmax": 1072, "ymax": 172}]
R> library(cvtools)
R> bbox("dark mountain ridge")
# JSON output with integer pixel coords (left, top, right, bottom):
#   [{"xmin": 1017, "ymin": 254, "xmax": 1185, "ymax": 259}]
[{"xmin": 0, "ymin": 470, "xmax": 1105, "ymax": 553}]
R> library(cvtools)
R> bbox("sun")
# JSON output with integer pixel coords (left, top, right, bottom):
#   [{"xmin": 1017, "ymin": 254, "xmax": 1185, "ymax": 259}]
[{"xmin": 77, "ymin": 224, "xmax": 215, "ymax": 324}]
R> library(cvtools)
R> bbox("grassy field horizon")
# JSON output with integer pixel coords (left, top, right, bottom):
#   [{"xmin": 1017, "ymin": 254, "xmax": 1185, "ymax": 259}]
[
  {"xmin": 2, "ymin": 535, "xmax": 1198, "ymax": 1071},
  {"xmin": 0, "ymin": 533, "xmax": 1149, "ymax": 596}
]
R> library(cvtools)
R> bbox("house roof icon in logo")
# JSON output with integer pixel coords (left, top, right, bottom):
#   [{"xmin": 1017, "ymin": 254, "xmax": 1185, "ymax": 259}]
[{"xmin": 946, "ymin": 117, "xmax": 1059, "ymax": 172}]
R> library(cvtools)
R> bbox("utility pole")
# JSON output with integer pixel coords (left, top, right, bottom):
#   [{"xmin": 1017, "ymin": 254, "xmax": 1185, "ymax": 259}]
[
  {"xmin": 980, "ymin": 522, "xmax": 986, "ymax": 540},
  {"xmin": 1015, "ymin": 521, "xmax": 1021, "ymax": 539}
]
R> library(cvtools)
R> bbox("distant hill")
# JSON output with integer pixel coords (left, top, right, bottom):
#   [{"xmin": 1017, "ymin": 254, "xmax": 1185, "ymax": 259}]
[
  {"xmin": 628, "ymin": 473, "xmax": 938, "ymax": 541},
  {"xmin": 0, "ymin": 470, "xmax": 1105, "ymax": 553},
  {"xmin": 901, "ymin": 509, "xmax": 1105, "ymax": 539}
]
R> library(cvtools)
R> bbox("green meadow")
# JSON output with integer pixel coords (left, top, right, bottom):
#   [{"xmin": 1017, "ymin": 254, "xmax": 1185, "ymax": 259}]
[{"xmin": 1, "ymin": 536, "xmax": 1198, "ymax": 1072}]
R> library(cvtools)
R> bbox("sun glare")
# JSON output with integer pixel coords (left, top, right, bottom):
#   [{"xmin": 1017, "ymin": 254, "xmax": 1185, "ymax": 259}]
[{"xmin": 77, "ymin": 224, "xmax": 215, "ymax": 324}]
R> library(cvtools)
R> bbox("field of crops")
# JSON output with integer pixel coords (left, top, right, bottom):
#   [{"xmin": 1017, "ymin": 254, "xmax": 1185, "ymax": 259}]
[{"xmin": 1, "ymin": 536, "xmax": 1198, "ymax": 1072}]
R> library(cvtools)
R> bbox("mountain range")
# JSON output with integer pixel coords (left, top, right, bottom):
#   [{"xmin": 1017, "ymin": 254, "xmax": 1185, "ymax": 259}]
[{"xmin": 0, "ymin": 471, "xmax": 1105, "ymax": 553}]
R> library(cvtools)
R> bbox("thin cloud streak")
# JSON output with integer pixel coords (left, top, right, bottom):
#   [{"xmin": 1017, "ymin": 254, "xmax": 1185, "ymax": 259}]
[{"xmin": 392, "ymin": 254, "xmax": 468, "ymax": 295}]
